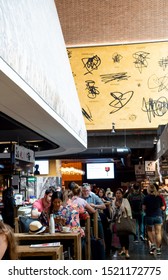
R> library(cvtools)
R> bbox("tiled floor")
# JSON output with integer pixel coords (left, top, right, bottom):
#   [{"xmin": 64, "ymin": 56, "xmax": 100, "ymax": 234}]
[{"xmin": 106, "ymin": 236, "xmax": 168, "ymax": 260}]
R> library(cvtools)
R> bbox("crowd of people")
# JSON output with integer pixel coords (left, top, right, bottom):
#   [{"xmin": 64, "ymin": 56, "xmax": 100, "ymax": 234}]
[
  {"xmin": 0, "ymin": 180, "xmax": 166, "ymax": 260},
  {"xmin": 30, "ymin": 180, "xmax": 167, "ymax": 259}
]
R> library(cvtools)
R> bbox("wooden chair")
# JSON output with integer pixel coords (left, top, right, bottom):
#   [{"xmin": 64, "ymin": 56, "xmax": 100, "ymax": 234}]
[
  {"xmin": 93, "ymin": 211, "xmax": 98, "ymax": 238},
  {"xmin": 82, "ymin": 211, "xmax": 98, "ymax": 260},
  {"xmin": 17, "ymin": 244, "xmax": 63, "ymax": 260},
  {"xmin": 84, "ymin": 215, "xmax": 91, "ymax": 260},
  {"xmin": 14, "ymin": 217, "xmax": 19, "ymax": 233},
  {"xmin": 14, "ymin": 216, "xmax": 38, "ymax": 233}
]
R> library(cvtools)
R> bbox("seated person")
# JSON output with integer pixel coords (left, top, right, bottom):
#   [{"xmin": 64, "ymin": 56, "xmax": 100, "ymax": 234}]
[
  {"xmin": 31, "ymin": 187, "xmax": 54, "ymax": 219},
  {"xmin": 40, "ymin": 191, "xmax": 85, "ymax": 237}
]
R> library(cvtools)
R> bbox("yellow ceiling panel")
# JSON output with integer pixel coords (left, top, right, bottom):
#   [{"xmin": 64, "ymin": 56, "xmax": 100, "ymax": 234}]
[{"xmin": 68, "ymin": 41, "xmax": 168, "ymax": 130}]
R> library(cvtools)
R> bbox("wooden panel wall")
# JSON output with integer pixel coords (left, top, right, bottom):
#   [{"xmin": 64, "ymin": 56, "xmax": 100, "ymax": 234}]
[{"xmin": 55, "ymin": 0, "xmax": 168, "ymax": 47}]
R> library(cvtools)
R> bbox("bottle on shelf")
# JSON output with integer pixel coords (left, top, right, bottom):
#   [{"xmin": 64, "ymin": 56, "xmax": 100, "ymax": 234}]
[{"xmin": 49, "ymin": 213, "xmax": 55, "ymax": 234}]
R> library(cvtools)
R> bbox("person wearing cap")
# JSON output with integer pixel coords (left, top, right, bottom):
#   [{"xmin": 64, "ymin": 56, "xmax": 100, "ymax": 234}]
[
  {"xmin": 81, "ymin": 183, "xmax": 106, "ymax": 241},
  {"xmin": 142, "ymin": 183, "xmax": 165, "ymax": 255},
  {"xmin": 31, "ymin": 187, "xmax": 54, "ymax": 219}
]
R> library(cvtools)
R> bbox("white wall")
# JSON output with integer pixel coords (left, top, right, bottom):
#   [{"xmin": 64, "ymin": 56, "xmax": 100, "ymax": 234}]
[{"xmin": 0, "ymin": 0, "xmax": 87, "ymax": 149}]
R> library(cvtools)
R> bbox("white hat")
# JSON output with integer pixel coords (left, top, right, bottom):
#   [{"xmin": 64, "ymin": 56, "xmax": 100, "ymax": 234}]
[{"xmin": 29, "ymin": 220, "xmax": 46, "ymax": 234}]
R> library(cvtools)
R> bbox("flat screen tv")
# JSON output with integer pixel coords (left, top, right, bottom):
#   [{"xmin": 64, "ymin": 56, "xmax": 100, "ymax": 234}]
[{"xmin": 86, "ymin": 162, "xmax": 114, "ymax": 179}]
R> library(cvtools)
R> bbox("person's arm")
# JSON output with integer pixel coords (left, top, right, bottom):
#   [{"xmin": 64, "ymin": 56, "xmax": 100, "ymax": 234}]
[
  {"xmin": 31, "ymin": 207, "xmax": 41, "ymax": 218},
  {"xmin": 101, "ymin": 197, "xmax": 111, "ymax": 206},
  {"xmin": 142, "ymin": 204, "xmax": 146, "ymax": 212},
  {"xmin": 31, "ymin": 200, "xmax": 41, "ymax": 218},
  {"xmin": 90, "ymin": 195, "xmax": 106, "ymax": 210},
  {"xmin": 142, "ymin": 196, "xmax": 146, "ymax": 212},
  {"xmin": 160, "ymin": 195, "xmax": 166, "ymax": 211},
  {"xmin": 161, "ymin": 205, "xmax": 165, "ymax": 211},
  {"xmin": 123, "ymin": 198, "xmax": 132, "ymax": 218},
  {"xmin": 85, "ymin": 202, "xmax": 96, "ymax": 214}
]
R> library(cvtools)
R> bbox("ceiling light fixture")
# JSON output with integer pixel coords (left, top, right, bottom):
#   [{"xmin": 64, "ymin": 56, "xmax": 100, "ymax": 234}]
[
  {"xmin": 111, "ymin": 122, "xmax": 116, "ymax": 133},
  {"xmin": 153, "ymin": 137, "xmax": 158, "ymax": 145},
  {"xmin": 25, "ymin": 140, "xmax": 43, "ymax": 143},
  {"xmin": 0, "ymin": 141, "xmax": 17, "ymax": 145},
  {"xmin": 3, "ymin": 147, "xmax": 9, "ymax": 153}
]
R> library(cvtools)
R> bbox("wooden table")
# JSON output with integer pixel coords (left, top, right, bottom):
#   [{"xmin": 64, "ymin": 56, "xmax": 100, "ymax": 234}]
[
  {"xmin": 17, "ymin": 245, "xmax": 63, "ymax": 260},
  {"xmin": 15, "ymin": 232, "xmax": 82, "ymax": 260}
]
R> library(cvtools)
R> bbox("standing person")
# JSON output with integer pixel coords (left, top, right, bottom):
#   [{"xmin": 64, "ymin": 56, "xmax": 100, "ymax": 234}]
[
  {"xmin": 67, "ymin": 183, "xmax": 96, "ymax": 214},
  {"xmin": 0, "ymin": 221, "xmax": 18, "ymax": 260},
  {"xmin": 111, "ymin": 188, "xmax": 132, "ymax": 259},
  {"xmin": 123, "ymin": 184, "xmax": 133, "ymax": 198},
  {"xmin": 142, "ymin": 183, "xmax": 165, "ymax": 255},
  {"xmin": 34, "ymin": 164, "xmax": 40, "ymax": 175},
  {"xmin": 98, "ymin": 188, "xmax": 111, "ymax": 205},
  {"xmin": 2, "ymin": 186, "xmax": 15, "ymax": 229},
  {"xmin": 81, "ymin": 183, "xmax": 106, "ymax": 241},
  {"xmin": 62, "ymin": 181, "xmax": 76, "ymax": 205},
  {"xmin": 31, "ymin": 187, "xmax": 54, "ymax": 218},
  {"xmin": 98, "ymin": 188, "xmax": 113, "ymax": 256},
  {"xmin": 127, "ymin": 183, "xmax": 145, "ymax": 242}
]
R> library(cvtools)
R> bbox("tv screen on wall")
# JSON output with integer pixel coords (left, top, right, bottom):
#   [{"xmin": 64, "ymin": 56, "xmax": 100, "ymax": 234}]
[{"xmin": 86, "ymin": 162, "xmax": 114, "ymax": 179}]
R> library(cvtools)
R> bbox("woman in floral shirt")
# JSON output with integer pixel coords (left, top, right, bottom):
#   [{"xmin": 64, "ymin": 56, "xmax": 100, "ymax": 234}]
[{"xmin": 40, "ymin": 191, "xmax": 85, "ymax": 236}]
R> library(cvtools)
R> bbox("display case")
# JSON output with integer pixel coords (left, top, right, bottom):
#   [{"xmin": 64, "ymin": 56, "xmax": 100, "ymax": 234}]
[{"xmin": 20, "ymin": 176, "xmax": 37, "ymax": 201}]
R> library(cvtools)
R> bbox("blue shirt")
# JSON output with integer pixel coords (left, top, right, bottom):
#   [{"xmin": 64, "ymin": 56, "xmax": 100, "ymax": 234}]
[{"xmin": 82, "ymin": 191, "xmax": 104, "ymax": 220}]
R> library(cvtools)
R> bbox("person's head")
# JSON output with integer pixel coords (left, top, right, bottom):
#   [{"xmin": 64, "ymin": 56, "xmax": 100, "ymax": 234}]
[
  {"xmin": 98, "ymin": 188, "xmax": 105, "ymax": 198},
  {"xmin": 2, "ymin": 187, "xmax": 14, "ymax": 204},
  {"xmin": 34, "ymin": 164, "xmax": 40, "ymax": 175},
  {"xmin": 62, "ymin": 185, "xmax": 66, "ymax": 192},
  {"xmin": 68, "ymin": 181, "xmax": 76, "ymax": 191},
  {"xmin": 133, "ymin": 183, "xmax": 140, "ymax": 193},
  {"xmin": 3, "ymin": 186, "xmax": 14, "ymax": 196},
  {"xmin": 82, "ymin": 183, "xmax": 91, "ymax": 198},
  {"xmin": 43, "ymin": 187, "xmax": 54, "ymax": 206},
  {"xmin": 0, "ymin": 221, "xmax": 18, "ymax": 260},
  {"xmin": 71, "ymin": 183, "xmax": 82, "ymax": 196},
  {"xmin": 50, "ymin": 191, "xmax": 63, "ymax": 212},
  {"xmin": 35, "ymin": 164, "xmax": 39, "ymax": 170},
  {"xmin": 115, "ymin": 188, "xmax": 124, "ymax": 200},
  {"xmin": 147, "ymin": 183, "xmax": 159, "ymax": 196},
  {"xmin": 105, "ymin": 190, "xmax": 113, "ymax": 199}
]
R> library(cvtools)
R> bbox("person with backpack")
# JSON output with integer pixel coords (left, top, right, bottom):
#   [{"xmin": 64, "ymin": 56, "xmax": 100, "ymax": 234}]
[{"xmin": 127, "ymin": 183, "xmax": 145, "ymax": 242}]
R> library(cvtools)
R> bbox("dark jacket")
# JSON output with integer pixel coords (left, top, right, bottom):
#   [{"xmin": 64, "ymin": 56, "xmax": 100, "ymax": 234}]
[{"xmin": 2, "ymin": 187, "xmax": 15, "ymax": 228}]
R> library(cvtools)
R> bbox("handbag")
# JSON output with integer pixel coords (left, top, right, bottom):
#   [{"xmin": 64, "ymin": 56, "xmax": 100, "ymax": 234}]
[{"xmin": 115, "ymin": 216, "xmax": 136, "ymax": 236}]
